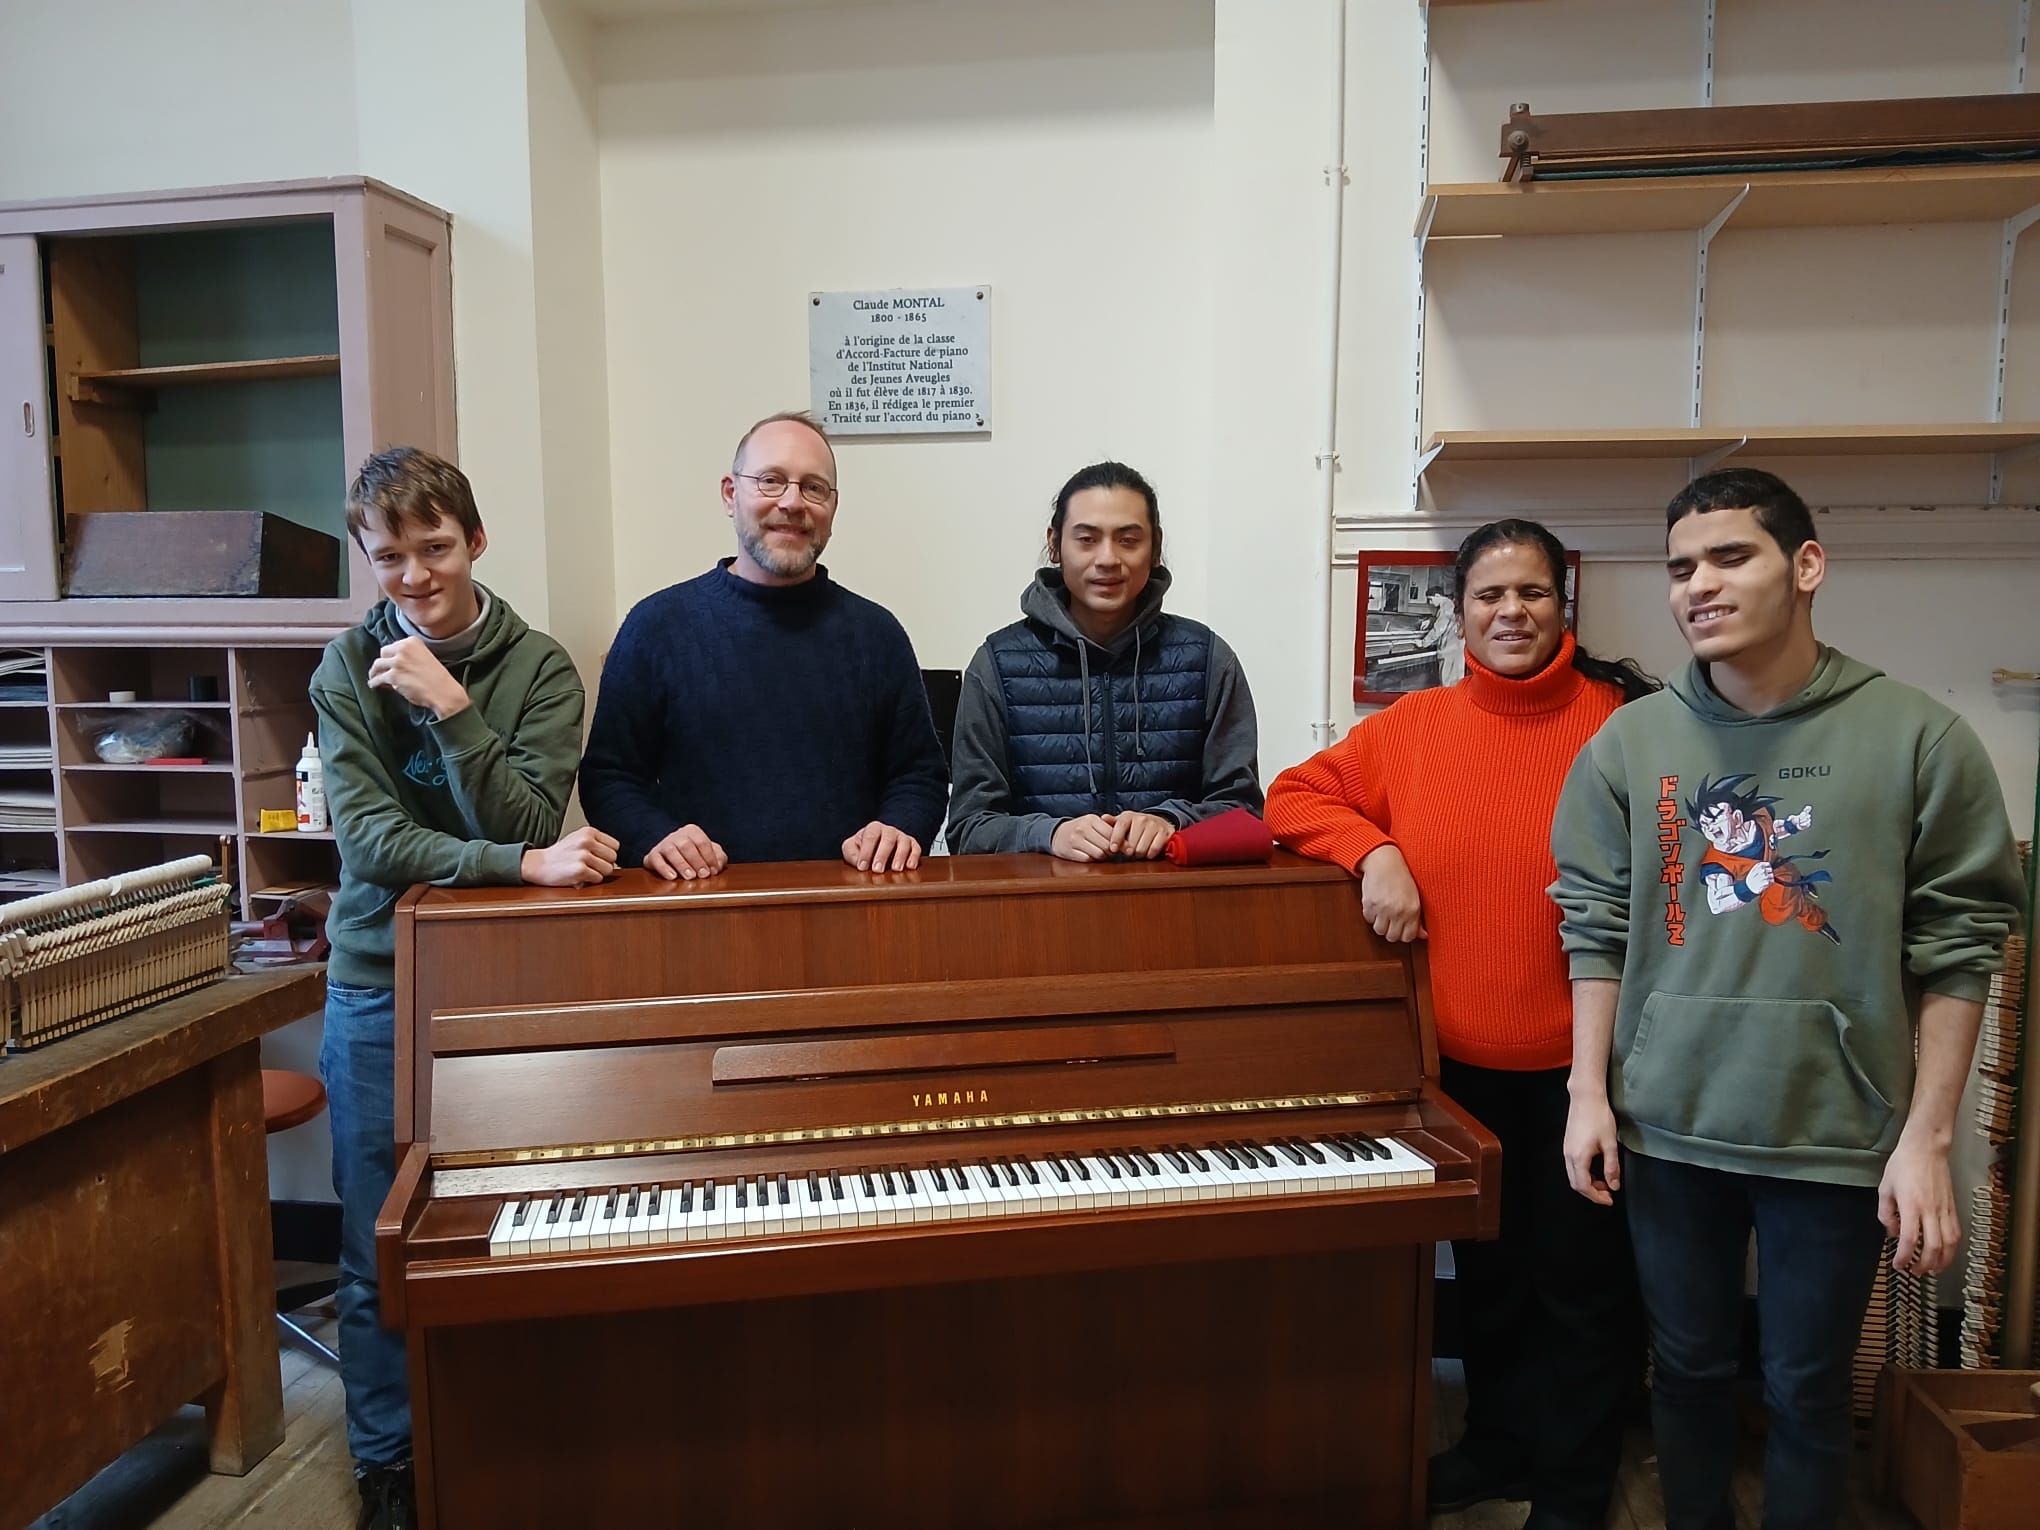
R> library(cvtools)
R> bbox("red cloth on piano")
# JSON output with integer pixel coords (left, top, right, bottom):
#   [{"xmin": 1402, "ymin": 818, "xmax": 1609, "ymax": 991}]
[{"xmin": 1164, "ymin": 807, "xmax": 1275, "ymax": 866}]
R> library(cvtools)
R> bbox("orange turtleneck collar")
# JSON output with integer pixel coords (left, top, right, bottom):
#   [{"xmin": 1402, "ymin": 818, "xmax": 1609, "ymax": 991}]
[{"xmin": 1463, "ymin": 629, "xmax": 1585, "ymax": 717}]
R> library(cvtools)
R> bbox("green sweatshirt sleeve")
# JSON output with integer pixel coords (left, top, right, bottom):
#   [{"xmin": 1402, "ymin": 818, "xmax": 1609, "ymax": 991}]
[
  {"xmin": 428, "ymin": 646, "xmax": 584, "ymax": 851},
  {"xmin": 314, "ymin": 669, "xmax": 525, "ymax": 889},
  {"xmin": 1549, "ymin": 724, "xmax": 1634, "ymax": 981},
  {"xmin": 1905, "ymin": 717, "xmax": 2028, "ymax": 1000}
]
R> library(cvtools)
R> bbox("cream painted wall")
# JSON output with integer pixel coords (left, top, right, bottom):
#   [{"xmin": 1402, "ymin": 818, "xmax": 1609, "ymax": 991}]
[
  {"xmin": 528, "ymin": 0, "xmax": 619, "ymax": 691},
  {"xmin": 594, "ymin": 0, "xmax": 1215, "ymax": 671},
  {"xmin": 0, "ymin": 0, "xmax": 359, "ymax": 199},
  {"xmin": 350, "ymin": 0, "xmax": 556, "ymax": 638}
]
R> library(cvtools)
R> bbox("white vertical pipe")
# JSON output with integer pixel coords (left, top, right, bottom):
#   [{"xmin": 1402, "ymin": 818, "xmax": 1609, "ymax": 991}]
[{"xmin": 1312, "ymin": 0, "xmax": 1349, "ymax": 750}]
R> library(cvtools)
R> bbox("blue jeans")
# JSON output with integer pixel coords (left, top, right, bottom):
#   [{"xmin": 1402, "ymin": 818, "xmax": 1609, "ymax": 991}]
[
  {"xmin": 1624, "ymin": 1151, "xmax": 1884, "ymax": 1530},
  {"xmin": 319, "ymin": 977, "xmax": 411, "ymax": 1470}
]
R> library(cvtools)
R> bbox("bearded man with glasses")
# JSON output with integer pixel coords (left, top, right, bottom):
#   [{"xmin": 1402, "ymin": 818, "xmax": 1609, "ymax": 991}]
[{"xmin": 582, "ymin": 410, "xmax": 947, "ymax": 877}]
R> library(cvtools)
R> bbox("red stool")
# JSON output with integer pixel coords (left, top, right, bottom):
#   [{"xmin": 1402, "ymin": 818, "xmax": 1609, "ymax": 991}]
[{"xmin": 262, "ymin": 1070, "xmax": 339, "ymax": 1364}]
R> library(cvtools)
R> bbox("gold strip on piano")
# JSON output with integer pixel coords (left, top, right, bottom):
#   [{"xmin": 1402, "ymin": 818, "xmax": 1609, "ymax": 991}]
[{"xmin": 428, "ymin": 1089, "xmax": 1422, "ymax": 1169}]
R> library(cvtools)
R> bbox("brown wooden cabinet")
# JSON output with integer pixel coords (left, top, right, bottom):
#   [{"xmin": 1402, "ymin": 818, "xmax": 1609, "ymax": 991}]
[{"xmin": 0, "ymin": 176, "xmax": 453, "ymax": 624}]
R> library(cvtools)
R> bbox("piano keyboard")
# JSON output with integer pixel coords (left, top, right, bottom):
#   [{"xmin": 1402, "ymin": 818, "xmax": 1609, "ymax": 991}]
[{"xmin": 486, "ymin": 1134, "xmax": 1434, "ymax": 1257}]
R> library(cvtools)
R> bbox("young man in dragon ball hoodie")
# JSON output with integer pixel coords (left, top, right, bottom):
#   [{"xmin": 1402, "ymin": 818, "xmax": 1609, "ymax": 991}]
[{"xmin": 1550, "ymin": 467, "xmax": 2025, "ymax": 1530}]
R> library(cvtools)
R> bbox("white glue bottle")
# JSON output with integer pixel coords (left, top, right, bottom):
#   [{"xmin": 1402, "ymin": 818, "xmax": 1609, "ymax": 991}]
[{"xmin": 295, "ymin": 732, "xmax": 328, "ymax": 832}]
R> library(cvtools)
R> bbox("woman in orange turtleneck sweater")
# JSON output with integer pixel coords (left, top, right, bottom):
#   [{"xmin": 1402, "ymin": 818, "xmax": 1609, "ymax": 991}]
[{"xmin": 1267, "ymin": 520, "xmax": 1653, "ymax": 1530}]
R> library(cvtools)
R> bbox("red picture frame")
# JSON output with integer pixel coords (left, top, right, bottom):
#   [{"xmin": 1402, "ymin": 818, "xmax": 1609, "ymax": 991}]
[{"xmin": 1353, "ymin": 549, "xmax": 1579, "ymax": 705}]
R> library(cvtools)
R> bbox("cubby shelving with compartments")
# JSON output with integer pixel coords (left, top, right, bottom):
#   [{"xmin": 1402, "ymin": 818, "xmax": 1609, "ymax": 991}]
[{"xmin": 0, "ymin": 641, "xmax": 336, "ymax": 919}]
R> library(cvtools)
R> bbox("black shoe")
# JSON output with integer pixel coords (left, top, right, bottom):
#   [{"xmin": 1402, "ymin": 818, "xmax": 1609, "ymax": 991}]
[
  {"xmin": 355, "ymin": 1461, "xmax": 416, "ymax": 1530},
  {"xmin": 1427, "ymin": 1444, "xmax": 1531, "ymax": 1514}
]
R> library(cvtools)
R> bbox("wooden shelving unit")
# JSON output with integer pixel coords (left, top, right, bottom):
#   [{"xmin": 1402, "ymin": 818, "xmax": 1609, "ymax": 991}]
[
  {"xmin": 1422, "ymin": 423, "xmax": 2040, "ymax": 467},
  {"xmin": 0, "ymin": 642, "xmax": 338, "ymax": 918},
  {"xmin": 1422, "ymin": 162, "xmax": 2040, "ymax": 240},
  {"xmin": 67, "ymin": 353, "xmax": 341, "ymax": 405}
]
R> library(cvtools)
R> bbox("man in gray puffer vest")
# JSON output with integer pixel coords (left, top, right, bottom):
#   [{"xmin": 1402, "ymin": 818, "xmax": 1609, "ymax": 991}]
[{"xmin": 946, "ymin": 461, "xmax": 1262, "ymax": 859}]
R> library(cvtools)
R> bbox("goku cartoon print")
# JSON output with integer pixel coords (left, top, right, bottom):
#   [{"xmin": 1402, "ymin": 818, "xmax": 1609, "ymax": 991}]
[{"xmin": 1685, "ymin": 773, "xmax": 1839, "ymax": 944}]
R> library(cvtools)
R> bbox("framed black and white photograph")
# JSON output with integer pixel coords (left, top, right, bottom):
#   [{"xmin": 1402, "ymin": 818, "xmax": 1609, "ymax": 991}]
[{"xmin": 1352, "ymin": 550, "xmax": 1579, "ymax": 704}]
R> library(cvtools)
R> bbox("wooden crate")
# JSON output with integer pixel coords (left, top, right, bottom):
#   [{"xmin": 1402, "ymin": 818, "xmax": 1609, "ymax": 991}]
[
  {"xmin": 1875, "ymin": 1368, "xmax": 2040, "ymax": 1530},
  {"xmin": 64, "ymin": 511, "xmax": 341, "ymax": 598}
]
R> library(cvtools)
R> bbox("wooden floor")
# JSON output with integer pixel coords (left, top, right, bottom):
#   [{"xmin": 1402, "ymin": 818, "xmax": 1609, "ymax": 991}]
[{"xmin": 32, "ymin": 1311, "xmax": 1911, "ymax": 1530}]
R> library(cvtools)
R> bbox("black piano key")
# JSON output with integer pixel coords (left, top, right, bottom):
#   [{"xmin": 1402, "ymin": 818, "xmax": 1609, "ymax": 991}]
[
  {"xmin": 1271, "ymin": 1141, "xmax": 1307, "ymax": 1167},
  {"xmin": 1356, "ymin": 1132, "xmax": 1391, "ymax": 1159},
  {"xmin": 807, "ymin": 1170, "xmax": 822, "ymax": 1202},
  {"xmin": 997, "ymin": 1158, "xmax": 1019, "ymax": 1188},
  {"xmin": 647, "ymin": 1186, "xmax": 662, "ymax": 1214},
  {"xmin": 1132, "ymin": 1150, "xmax": 1161, "ymax": 1176},
  {"xmin": 860, "ymin": 1171, "xmax": 877, "ymax": 1197},
  {"xmin": 1048, "ymin": 1155, "xmax": 1070, "ymax": 1183},
  {"xmin": 1209, "ymin": 1142, "xmax": 1239, "ymax": 1170},
  {"xmin": 1246, "ymin": 1141, "xmax": 1280, "ymax": 1169},
  {"xmin": 1341, "ymin": 1132, "xmax": 1385, "ymax": 1161},
  {"xmin": 1324, "ymin": 1137, "xmax": 1358, "ymax": 1162},
  {"xmin": 1020, "ymin": 1158, "xmax": 1040, "ymax": 1185},
  {"xmin": 601, "ymin": 1189, "xmax": 619, "ymax": 1219},
  {"xmin": 1163, "ymin": 1148, "xmax": 1190, "ymax": 1174},
  {"xmin": 880, "ymin": 1169, "xmax": 898, "ymax": 1198},
  {"xmin": 1183, "ymin": 1145, "xmax": 1213, "ymax": 1171},
  {"xmin": 1069, "ymin": 1153, "xmax": 1091, "ymax": 1181},
  {"xmin": 777, "ymin": 1173, "xmax": 791, "ymax": 1206},
  {"xmin": 704, "ymin": 1179, "xmax": 718, "ymax": 1210},
  {"xmin": 567, "ymin": 1192, "xmax": 587, "ymax": 1219},
  {"xmin": 1291, "ymin": 1139, "xmax": 1326, "ymax": 1165},
  {"xmin": 830, "ymin": 1169, "xmax": 845, "ymax": 1199},
  {"xmin": 1099, "ymin": 1152, "xmax": 1124, "ymax": 1179},
  {"xmin": 512, "ymin": 1199, "xmax": 532, "ymax": 1228}
]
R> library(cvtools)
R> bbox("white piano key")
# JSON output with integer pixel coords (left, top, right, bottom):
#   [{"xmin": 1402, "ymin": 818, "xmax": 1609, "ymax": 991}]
[
  {"xmin": 565, "ymin": 1193, "xmax": 598, "ymax": 1252},
  {"xmin": 505, "ymin": 1198, "xmax": 543, "ymax": 1256},
  {"xmin": 683, "ymin": 1183, "xmax": 713, "ymax": 1243},
  {"xmin": 585, "ymin": 1188, "xmax": 623, "ymax": 1250},
  {"xmin": 699, "ymin": 1181, "xmax": 729, "ymax": 1242},
  {"xmin": 487, "ymin": 1199, "xmax": 520, "ymax": 1257}
]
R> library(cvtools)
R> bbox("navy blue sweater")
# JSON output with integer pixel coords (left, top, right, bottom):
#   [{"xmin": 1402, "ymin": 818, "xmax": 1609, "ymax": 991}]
[{"xmin": 581, "ymin": 561, "xmax": 948, "ymax": 866}]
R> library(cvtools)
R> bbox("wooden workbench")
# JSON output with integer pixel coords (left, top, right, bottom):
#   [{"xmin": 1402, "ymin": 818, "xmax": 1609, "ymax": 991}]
[{"xmin": 0, "ymin": 968, "xmax": 325, "ymax": 1528}]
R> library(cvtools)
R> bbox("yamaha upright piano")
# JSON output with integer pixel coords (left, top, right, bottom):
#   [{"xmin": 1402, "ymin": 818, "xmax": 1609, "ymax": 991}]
[{"xmin": 378, "ymin": 853, "xmax": 1499, "ymax": 1529}]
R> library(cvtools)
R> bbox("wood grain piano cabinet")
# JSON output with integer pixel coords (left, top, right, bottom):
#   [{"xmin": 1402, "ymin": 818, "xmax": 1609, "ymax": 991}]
[
  {"xmin": 378, "ymin": 854, "xmax": 1504, "ymax": 1530},
  {"xmin": 0, "ymin": 967, "xmax": 324, "ymax": 1529}
]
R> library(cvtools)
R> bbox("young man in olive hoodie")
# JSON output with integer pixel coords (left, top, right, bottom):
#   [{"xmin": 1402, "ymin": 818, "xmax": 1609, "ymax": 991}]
[
  {"xmin": 1550, "ymin": 468, "xmax": 2025, "ymax": 1530},
  {"xmin": 312, "ymin": 447, "xmax": 615, "ymax": 1530}
]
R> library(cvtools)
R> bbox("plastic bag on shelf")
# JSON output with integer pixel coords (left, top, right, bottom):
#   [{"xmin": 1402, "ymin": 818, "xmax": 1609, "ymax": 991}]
[{"xmin": 89, "ymin": 710, "xmax": 204, "ymax": 764}]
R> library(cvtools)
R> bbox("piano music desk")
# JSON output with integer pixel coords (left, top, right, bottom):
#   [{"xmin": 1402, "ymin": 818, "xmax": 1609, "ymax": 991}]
[{"xmin": 0, "ymin": 967, "xmax": 325, "ymax": 1529}]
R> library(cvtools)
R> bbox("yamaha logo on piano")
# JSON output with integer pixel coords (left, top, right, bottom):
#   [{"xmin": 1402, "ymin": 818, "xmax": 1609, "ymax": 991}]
[{"xmin": 911, "ymin": 1089, "xmax": 989, "ymax": 1109}]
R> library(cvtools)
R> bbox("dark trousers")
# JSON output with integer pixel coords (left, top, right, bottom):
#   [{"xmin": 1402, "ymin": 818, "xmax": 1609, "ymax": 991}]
[
  {"xmin": 1441, "ymin": 1059, "xmax": 1644, "ymax": 1524},
  {"xmin": 1624, "ymin": 1152, "xmax": 1885, "ymax": 1530}
]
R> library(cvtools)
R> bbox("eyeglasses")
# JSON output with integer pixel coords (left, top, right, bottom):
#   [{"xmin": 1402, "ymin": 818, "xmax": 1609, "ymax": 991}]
[{"xmin": 734, "ymin": 471, "xmax": 837, "ymax": 507}]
